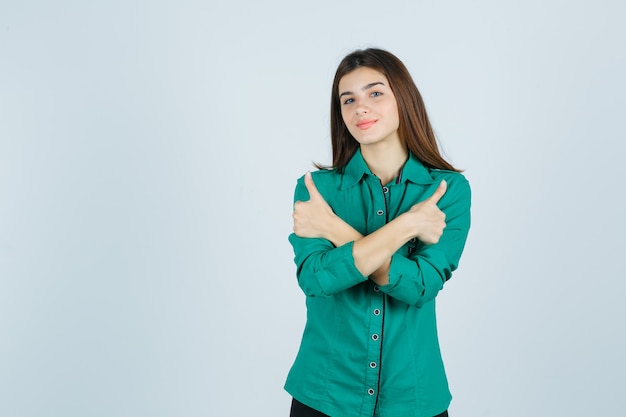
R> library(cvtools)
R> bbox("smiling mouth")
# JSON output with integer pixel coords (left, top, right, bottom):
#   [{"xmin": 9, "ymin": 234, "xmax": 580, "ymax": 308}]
[{"xmin": 357, "ymin": 120, "xmax": 377, "ymax": 129}]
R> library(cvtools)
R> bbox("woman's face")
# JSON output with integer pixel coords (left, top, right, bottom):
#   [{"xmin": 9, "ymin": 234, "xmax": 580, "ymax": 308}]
[{"xmin": 338, "ymin": 67, "xmax": 400, "ymax": 148}]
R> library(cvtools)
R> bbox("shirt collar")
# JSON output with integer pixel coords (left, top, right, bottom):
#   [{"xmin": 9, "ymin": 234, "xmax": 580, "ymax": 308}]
[
  {"xmin": 340, "ymin": 149, "xmax": 436, "ymax": 189},
  {"xmin": 402, "ymin": 152, "xmax": 438, "ymax": 185}
]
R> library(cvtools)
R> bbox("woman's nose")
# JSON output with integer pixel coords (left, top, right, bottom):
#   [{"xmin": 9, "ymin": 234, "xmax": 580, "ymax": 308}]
[{"xmin": 356, "ymin": 100, "xmax": 369, "ymax": 115}]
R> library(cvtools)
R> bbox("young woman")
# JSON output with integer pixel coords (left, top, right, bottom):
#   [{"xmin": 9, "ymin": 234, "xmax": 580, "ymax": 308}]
[{"xmin": 286, "ymin": 48, "xmax": 471, "ymax": 417}]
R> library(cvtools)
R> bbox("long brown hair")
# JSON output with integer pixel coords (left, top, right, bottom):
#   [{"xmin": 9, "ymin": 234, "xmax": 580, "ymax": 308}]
[{"xmin": 325, "ymin": 48, "xmax": 460, "ymax": 172}]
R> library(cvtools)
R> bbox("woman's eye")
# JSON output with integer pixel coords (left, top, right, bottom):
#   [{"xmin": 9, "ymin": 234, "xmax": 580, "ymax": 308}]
[
  {"xmin": 343, "ymin": 98, "xmax": 354, "ymax": 105},
  {"xmin": 371, "ymin": 91, "xmax": 382, "ymax": 97}
]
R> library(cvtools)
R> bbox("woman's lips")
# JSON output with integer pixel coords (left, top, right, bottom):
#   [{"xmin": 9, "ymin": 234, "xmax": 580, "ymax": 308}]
[{"xmin": 357, "ymin": 119, "xmax": 377, "ymax": 130}]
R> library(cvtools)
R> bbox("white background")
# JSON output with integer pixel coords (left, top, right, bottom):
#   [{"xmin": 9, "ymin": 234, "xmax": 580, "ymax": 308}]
[{"xmin": 1, "ymin": 1, "xmax": 625, "ymax": 416}]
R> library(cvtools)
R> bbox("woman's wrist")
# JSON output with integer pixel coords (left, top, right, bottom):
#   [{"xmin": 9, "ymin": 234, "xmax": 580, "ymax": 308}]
[
  {"xmin": 395, "ymin": 212, "xmax": 420, "ymax": 242},
  {"xmin": 370, "ymin": 260, "xmax": 391, "ymax": 286},
  {"xmin": 325, "ymin": 214, "xmax": 363, "ymax": 247}
]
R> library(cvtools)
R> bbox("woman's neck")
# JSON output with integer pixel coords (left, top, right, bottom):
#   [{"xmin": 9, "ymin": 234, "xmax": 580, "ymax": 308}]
[{"xmin": 361, "ymin": 141, "xmax": 409, "ymax": 185}]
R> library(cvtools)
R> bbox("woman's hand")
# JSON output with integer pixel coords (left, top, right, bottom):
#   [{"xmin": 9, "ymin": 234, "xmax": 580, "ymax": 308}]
[
  {"xmin": 405, "ymin": 180, "xmax": 448, "ymax": 245},
  {"xmin": 293, "ymin": 172, "xmax": 337, "ymax": 240}
]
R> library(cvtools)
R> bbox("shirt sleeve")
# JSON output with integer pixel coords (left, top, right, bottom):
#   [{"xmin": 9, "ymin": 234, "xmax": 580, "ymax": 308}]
[
  {"xmin": 378, "ymin": 176, "xmax": 472, "ymax": 307},
  {"xmin": 288, "ymin": 176, "xmax": 367, "ymax": 297}
]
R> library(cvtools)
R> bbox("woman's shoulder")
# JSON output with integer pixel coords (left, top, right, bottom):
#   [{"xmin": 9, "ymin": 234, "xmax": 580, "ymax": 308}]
[
  {"xmin": 428, "ymin": 168, "xmax": 471, "ymax": 202},
  {"xmin": 293, "ymin": 168, "xmax": 343, "ymax": 201},
  {"xmin": 296, "ymin": 168, "xmax": 342, "ymax": 187},
  {"xmin": 429, "ymin": 168, "xmax": 469, "ymax": 188}
]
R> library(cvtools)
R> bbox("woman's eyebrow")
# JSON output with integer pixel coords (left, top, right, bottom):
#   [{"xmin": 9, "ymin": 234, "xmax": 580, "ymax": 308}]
[{"xmin": 339, "ymin": 82, "xmax": 385, "ymax": 98}]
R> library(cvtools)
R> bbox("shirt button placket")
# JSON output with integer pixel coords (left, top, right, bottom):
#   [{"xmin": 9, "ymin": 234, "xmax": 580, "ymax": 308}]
[
  {"xmin": 364, "ymin": 179, "xmax": 386, "ymax": 413},
  {"xmin": 364, "ymin": 282, "xmax": 383, "ymax": 412}
]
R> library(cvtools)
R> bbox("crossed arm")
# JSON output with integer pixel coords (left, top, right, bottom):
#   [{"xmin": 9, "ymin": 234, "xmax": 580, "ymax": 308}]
[{"xmin": 292, "ymin": 171, "xmax": 448, "ymax": 286}]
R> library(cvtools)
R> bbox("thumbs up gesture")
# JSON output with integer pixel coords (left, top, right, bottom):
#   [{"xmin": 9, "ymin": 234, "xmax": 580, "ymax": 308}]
[
  {"xmin": 405, "ymin": 180, "xmax": 448, "ymax": 245},
  {"xmin": 293, "ymin": 172, "xmax": 336, "ymax": 239}
]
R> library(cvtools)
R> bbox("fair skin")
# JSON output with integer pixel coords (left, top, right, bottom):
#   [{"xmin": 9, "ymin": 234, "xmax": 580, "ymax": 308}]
[{"xmin": 293, "ymin": 67, "xmax": 447, "ymax": 285}]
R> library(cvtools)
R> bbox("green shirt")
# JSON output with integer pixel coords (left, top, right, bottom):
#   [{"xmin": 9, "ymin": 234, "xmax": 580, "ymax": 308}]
[{"xmin": 285, "ymin": 149, "xmax": 471, "ymax": 417}]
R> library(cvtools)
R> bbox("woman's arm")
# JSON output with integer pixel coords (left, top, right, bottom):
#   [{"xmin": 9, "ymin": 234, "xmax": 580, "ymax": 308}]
[
  {"xmin": 293, "ymin": 172, "xmax": 447, "ymax": 285},
  {"xmin": 350, "ymin": 181, "xmax": 446, "ymax": 284},
  {"xmin": 380, "ymin": 179, "xmax": 471, "ymax": 307}
]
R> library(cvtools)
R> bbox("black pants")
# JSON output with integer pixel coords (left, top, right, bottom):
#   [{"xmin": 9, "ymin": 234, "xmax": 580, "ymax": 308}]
[{"xmin": 290, "ymin": 398, "xmax": 449, "ymax": 417}]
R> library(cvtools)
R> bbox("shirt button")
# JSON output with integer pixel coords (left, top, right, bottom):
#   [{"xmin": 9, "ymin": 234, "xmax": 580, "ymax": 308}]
[
  {"xmin": 372, "ymin": 334, "xmax": 379, "ymax": 341},
  {"xmin": 409, "ymin": 238, "xmax": 417, "ymax": 243},
  {"xmin": 373, "ymin": 286, "xmax": 380, "ymax": 292},
  {"xmin": 368, "ymin": 388, "xmax": 375, "ymax": 395},
  {"xmin": 370, "ymin": 361, "xmax": 377, "ymax": 368},
  {"xmin": 376, "ymin": 209, "xmax": 384, "ymax": 216},
  {"xmin": 373, "ymin": 308, "xmax": 380, "ymax": 315},
  {"xmin": 382, "ymin": 186, "xmax": 389, "ymax": 193}
]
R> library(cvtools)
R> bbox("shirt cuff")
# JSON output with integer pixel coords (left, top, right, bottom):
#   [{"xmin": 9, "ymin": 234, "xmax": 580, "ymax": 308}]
[
  {"xmin": 378, "ymin": 253, "xmax": 446, "ymax": 307},
  {"xmin": 314, "ymin": 241, "xmax": 367, "ymax": 295}
]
